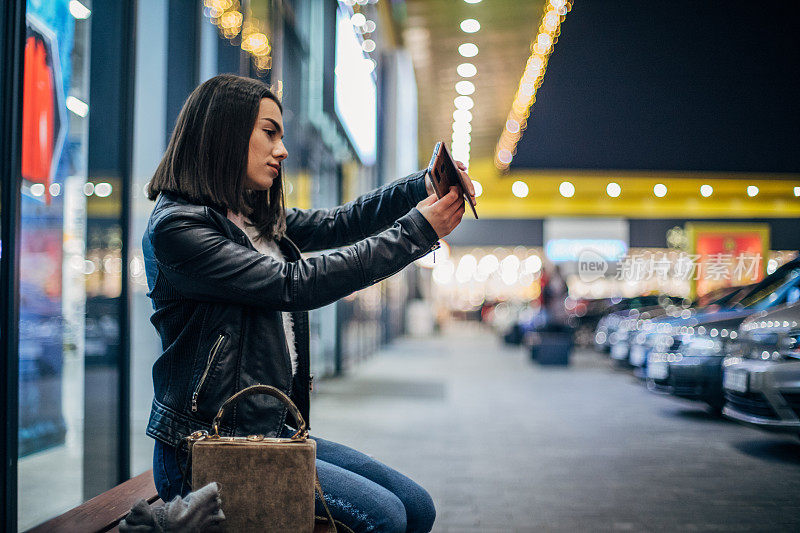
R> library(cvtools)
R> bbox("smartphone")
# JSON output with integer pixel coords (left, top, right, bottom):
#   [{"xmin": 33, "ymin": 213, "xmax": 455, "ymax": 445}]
[{"xmin": 425, "ymin": 141, "xmax": 478, "ymax": 219}]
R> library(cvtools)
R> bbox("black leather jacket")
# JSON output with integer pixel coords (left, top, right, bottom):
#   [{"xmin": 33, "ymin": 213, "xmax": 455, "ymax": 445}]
[{"xmin": 143, "ymin": 170, "xmax": 439, "ymax": 447}]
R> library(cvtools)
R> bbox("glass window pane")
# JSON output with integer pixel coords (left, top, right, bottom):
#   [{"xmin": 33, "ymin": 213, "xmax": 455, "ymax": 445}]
[{"xmin": 17, "ymin": 0, "xmax": 93, "ymax": 527}]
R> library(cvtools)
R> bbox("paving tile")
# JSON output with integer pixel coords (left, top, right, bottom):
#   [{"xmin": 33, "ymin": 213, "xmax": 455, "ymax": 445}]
[{"xmin": 311, "ymin": 323, "xmax": 800, "ymax": 532}]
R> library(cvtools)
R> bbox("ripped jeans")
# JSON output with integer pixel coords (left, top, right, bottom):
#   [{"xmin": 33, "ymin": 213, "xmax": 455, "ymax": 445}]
[{"xmin": 153, "ymin": 429, "xmax": 436, "ymax": 533}]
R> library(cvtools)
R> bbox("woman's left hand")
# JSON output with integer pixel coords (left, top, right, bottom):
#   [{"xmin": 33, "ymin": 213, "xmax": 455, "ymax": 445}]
[{"xmin": 425, "ymin": 161, "xmax": 477, "ymax": 206}]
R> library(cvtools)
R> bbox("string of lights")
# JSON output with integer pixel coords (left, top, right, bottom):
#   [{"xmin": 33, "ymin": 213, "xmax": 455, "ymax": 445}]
[
  {"xmin": 203, "ymin": 0, "xmax": 272, "ymax": 72},
  {"xmin": 494, "ymin": 0, "xmax": 572, "ymax": 170}
]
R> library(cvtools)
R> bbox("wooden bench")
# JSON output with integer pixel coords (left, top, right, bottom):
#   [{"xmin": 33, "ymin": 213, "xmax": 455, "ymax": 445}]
[
  {"xmin": 26, "ymin": 470, "xmax": 163, "ymax": 533},
  {"xmin": 25, "ymin": 469, "xmax": 333, "ymax": 532}
]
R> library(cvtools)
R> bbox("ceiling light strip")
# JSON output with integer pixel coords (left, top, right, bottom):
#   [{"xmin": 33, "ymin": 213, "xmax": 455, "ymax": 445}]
[
  {"xmin": 451, "ymin": 8, "xmax": 483, "ymax": 167},
  {"xmin": 494, "ymin": 0, "xmax": 572, "ymax": 170}
]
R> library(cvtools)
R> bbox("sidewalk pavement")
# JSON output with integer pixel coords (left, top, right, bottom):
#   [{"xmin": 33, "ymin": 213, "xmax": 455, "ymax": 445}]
[{"xmin": 311, "ymin": 322, "xmax": 800, "ymax": 533}]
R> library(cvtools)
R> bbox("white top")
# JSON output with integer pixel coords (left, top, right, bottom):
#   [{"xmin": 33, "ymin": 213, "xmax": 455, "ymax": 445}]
[{"xmin": 227, "ymin": 210, "xmax": 298, "ymax": 376}]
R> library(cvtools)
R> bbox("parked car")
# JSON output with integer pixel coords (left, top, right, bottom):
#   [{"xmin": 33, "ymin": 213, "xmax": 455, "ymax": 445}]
[
  {"xmin": 596, "ymin": 295, "xmax": 689, "ymax": 356},
  {"xmin": 627, "ymin": 285, "xmax": 750, "ymax": 376},
  {"xmin": 609, "ymin": 306, "xmax": 672, "ymax": 364},
  {"xmin": 722, "ymin": 305, "xmax": 800, "ymax": 437},
  {"xmin": 611, "ymin": 286, "xmax": 742, "ymax": 370},
  {"xmin": 569, "ymin": 297, "xmax": 615, "ymax": 347},
  {"xmin": 646, "ymin": 310, "xmax": 755, "ymax": 411},
  {"xmin": 647, "ymin": 258, "xmax": 800, "ymax": 412}
]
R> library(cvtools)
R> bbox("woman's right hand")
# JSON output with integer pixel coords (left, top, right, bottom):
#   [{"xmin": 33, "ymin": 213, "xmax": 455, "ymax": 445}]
[{"xmin": 416, "ymin": 187, "xmax": 466, "ymax": 238}]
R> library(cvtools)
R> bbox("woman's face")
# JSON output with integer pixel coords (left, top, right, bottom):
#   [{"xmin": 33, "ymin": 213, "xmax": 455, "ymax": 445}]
[{"xmin": 245, "ymin": 98, "xmax": 288, "ymax": 190}]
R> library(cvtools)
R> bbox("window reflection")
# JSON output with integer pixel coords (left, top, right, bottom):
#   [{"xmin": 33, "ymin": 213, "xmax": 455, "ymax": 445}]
[{"xmin": 17, "ymin": 0, "xmax": 95, "ymax": 528}]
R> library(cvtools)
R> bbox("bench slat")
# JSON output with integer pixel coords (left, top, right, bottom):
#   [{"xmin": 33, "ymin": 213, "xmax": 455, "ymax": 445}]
[{"xmin": 26, "ymin": 470, "xmax": 160, "ymax": 533}]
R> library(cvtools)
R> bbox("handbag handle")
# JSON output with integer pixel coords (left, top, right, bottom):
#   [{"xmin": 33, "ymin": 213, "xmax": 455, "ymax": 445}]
[
  {"xmin": 195, "ymin": 384, "xmax": 336, "ymax": 532},
  {"xmin": 211, "ymin": 384, "xmax": 307, "ymax": 440}
]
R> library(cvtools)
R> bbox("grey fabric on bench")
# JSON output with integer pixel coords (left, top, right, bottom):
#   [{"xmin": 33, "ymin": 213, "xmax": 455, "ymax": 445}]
[{"xmin": 118, "ymin": 481, "xmax": 224, "ymax": 532}]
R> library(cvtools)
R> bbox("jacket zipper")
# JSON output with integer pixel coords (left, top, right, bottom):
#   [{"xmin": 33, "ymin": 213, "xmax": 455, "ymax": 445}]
[{"xmin": 192, "ymin": 333, "xmax": 227, "ymax": 412}]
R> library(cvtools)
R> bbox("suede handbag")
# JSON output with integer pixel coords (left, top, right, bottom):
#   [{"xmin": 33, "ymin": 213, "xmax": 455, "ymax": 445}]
[{"xmin": 182, "ymin": 384, "xmax": 336, "ymax": 533}]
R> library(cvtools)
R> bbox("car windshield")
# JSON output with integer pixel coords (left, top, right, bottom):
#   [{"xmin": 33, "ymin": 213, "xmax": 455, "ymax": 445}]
[
  {"xmin": 732, "ymin": 258, "xmax": 800, "ymax": 309},
  {"xmin": 705, "ymin": 285, "xmax": 745, "ymax": 308},
  {"xmin": 688, "ymin": 285, "xmax": 748, "ymax": 312},
  {"xmin": 744, "ymin": 269, "xmax": 800, "ymax": 310}
]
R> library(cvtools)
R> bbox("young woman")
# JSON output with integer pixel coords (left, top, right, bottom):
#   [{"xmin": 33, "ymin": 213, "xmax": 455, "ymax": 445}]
[{"xmin": 142, "ymin": 74, "xmax": 473, "ymax": 532}]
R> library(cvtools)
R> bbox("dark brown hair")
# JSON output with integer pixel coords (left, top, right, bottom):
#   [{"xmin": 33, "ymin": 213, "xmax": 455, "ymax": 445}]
[{"xmin": 147, "ymin": 74, "xmax": 286, "ymax": 240}]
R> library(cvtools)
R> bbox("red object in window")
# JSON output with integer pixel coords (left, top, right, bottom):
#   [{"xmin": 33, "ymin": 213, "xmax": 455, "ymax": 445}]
[
  {"xmin": 695, "ymin": 233, "xmax": 765, "ymax": 296},
  {"xmin": 21, "ymin": 35, "xmax": 55, "ymax": 202}
]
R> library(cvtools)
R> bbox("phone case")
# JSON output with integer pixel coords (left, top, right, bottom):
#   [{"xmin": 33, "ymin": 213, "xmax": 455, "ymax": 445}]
[{"xmin": 426, "ymin": 141, "xmax": 479, "ymax": 219}]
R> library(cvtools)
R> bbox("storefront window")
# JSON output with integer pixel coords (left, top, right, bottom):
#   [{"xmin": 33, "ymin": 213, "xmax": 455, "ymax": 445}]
[{"xmin": 17, "ymin": 0, "xmax": 96, "ymax": 528}]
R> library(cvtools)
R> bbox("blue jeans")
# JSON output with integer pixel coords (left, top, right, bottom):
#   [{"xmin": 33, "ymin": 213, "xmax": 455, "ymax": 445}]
[{"xmin": 153, "ymin": 432, "xmax": 436, "ymax": 533}]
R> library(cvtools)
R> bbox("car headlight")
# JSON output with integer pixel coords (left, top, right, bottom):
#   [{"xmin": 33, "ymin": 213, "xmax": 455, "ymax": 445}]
[
  {"xmin": 722, "ymin": 356, "xmax": 743, "ymax": 367},
  {"xmin": 683, "ymin": 334, "xmax": 723, "ymax": 356},
  {"xmin": 779, "ymin": 331, "xmax": 800, "ymax": 361},
  {"xmin": 649, "ymin": 332, "xmax": 674, "ymax": 350}
]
